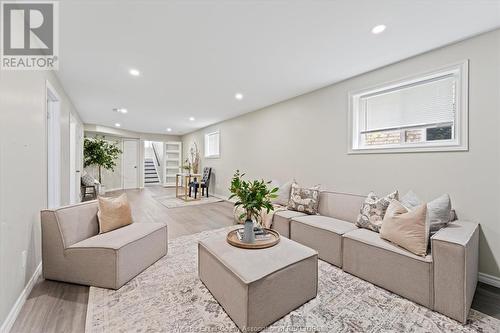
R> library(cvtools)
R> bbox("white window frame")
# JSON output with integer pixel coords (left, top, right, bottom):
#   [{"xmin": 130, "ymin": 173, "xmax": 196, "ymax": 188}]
[
  {"xmin": 204, "ymin": 130, "xmax": 220, "ymax": 158},
  {"xmin": 348, "ymin": 60, "xmax": 468, "ymax": 154}
]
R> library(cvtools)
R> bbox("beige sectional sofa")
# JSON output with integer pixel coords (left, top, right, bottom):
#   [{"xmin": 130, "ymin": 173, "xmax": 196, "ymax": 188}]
[
  {"xmin": 41, "ymin": 200, "xmax": 168, "ymax": 289},
  {"xmin": 272, "ymin": 190, "xmax": 479, "ymax": 324}
]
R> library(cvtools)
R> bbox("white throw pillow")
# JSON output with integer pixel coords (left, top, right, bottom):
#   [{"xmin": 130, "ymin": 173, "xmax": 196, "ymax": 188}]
[
  {"xmin": 272, "ymin": 180, "xmax": 293, "ymax": 206},
  {"xmin": 400, "ymin": 191, "xmax": 452, "ymax": 233}
]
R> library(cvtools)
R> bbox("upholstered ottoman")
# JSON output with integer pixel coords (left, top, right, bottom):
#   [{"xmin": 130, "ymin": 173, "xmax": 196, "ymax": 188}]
[{"xmin": 198, "ymin": 233, "xmax": 318, "ymax": 332}]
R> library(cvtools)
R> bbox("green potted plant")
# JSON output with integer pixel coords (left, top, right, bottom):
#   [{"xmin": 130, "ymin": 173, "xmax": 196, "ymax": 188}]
[
  {"xmin": 83, "ymin": 137, "xmax": 122, "ymax": 193},
  {"xmin": 229, "ymin": 170, "xmax": 278, "ymax": 243}
]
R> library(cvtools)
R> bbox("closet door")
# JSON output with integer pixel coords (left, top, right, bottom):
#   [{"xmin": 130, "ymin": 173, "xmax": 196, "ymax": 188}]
[{"xmin": 122, "ymin": 139, "xmax": 139, "ymax": 189}]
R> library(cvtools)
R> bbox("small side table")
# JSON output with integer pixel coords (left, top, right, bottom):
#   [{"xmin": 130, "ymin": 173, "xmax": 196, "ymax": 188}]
[{"xmin": 175, "ymin": 173, "xmax": 202, "ymax": 201}]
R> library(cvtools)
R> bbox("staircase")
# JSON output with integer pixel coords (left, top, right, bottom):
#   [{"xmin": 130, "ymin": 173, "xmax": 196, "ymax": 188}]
[{"xmin": 144, "ymin": 158, "xmax": 160, "ymax": 185}]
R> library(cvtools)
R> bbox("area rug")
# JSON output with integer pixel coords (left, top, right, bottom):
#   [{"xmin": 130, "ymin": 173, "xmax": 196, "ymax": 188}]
[
  {"xmin": 154, "ymin": 194, "xmax": 223, "ymax": 208},
  {"xmin": 85, "ymin": 227, "xmax": 499, "ymax": 333}
]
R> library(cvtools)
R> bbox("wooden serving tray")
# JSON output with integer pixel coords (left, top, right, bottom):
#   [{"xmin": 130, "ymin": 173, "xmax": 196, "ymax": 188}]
[{"xmin": 227, "ymin": 228, "xmax": 280, "ymax": 249}]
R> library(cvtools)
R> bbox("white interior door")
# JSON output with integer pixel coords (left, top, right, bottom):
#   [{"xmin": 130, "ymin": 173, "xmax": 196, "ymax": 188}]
[{"xmin": 122, "ymin": 139, "xmax": 139, "ymax": 189}]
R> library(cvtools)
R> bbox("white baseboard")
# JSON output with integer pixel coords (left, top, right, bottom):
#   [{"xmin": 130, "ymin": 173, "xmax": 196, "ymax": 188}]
[
  {"xmin": 0, "ymin": 263, "xmax": 42, "ymax": 333},
  {"xmin": 209, "ymin": 192, "xmax": 229, "ymax": 201},
  {"xmin": 479, "ymin": 272, "xmax": 500, "ymax": 288}
]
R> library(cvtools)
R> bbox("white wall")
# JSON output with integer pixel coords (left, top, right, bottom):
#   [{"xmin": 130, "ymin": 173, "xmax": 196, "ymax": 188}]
[
  {"xmin": 0, "ymin": 70, "xmax": 83, "ymax": 327},
  {"xmin": 183, "ymin": 29, "xmax": 500, "ymax": 280}
]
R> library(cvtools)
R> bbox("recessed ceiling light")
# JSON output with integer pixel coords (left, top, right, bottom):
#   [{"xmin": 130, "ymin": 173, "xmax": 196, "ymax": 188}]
[
  {"xmin": 129, "ymin": 68, "xmax": 140, "ymax": 76},
  {"xmin": 371, "ymin": 24, "xmax": 386, "ymax": 34},
  {"xmin": 189, "ymin": 117, "xmax": 195, "ymax": 121},
  {"xmin": 235, "ymin": 93, "xmax": 244, "ymax": 100},
  {"xmin": 115, "ymin": 123, "xmax": 121, "ymax": 127},
  {"xmin": 113, "ymin": 108, "xmax": 128, "ymax": 114},
  {"xmin": 166, "ymin": 128, "xmax": 172, "ymax": 132}
]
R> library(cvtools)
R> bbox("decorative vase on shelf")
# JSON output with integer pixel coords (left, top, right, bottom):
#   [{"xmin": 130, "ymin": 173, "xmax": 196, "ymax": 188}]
[{"xmin": 243, "ymin": 219, "xmax": 255, "ymax": 243}]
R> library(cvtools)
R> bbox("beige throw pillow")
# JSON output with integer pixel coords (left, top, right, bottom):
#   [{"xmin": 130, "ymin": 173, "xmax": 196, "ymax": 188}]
[
  {"xmin": 380, "ymin": 200, "xmax": 429, "ymax": 257},
  {"xmin": 97, "ymin": 194, "xmax": 133, "ymax": 234}
]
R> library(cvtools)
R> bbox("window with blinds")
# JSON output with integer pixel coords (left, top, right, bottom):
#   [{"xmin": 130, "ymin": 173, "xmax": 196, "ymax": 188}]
[
  {"xmin": 204, "ymin": 131, "xmax": 220, "ymax": 158},
  {"xmin": 349, "ymin": 61, "xmax": 468, "ymax": 153}
]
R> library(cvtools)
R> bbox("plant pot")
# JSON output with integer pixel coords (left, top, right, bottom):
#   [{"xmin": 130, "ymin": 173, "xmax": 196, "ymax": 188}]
[
  {"xmin": 243, "ymin": 219, "xmax": 255, "ymax": 243},
  {"xmin": 98, "ymin": 184, "xmax": 105, "ymax": 195}
]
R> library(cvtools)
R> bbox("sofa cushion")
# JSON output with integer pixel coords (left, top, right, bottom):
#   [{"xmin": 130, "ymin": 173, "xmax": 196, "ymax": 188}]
[
  {"xmin": 65, "ymin": 222, "xmax": 168, "ymax": 289},
  {"xmin": 344, "ymin": 228, "xmax": 432, "ymax": 262},
  {"xmin": 318, "ymin": 191, "xmax": 366, "ymax": 223},
  {"xmin": 69, "ymin": 222, "xmax": 166, "ymax": 250},
  {"xmin": 272, "ymin": 210, "xmax": 307, "ymax": 238},
  {"xmin": 292, "ymin": 215, "xmax": 358, "ymax": 235},
  {"xmin": 290, "ymin": 216, "xmax": 357, "ymax": 267},
  {"xmin": 52, "ymin": 200, "xmax": 99, "ymax": 248},
  {"xmin": 343, "ymin": 228, "xmax": 433, "ymax": 308}
]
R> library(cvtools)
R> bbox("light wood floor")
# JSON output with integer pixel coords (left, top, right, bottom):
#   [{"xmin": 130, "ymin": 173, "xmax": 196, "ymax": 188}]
[{"xmin": 10, "ymin": 186, "xmax": 500, "ymax": 332}]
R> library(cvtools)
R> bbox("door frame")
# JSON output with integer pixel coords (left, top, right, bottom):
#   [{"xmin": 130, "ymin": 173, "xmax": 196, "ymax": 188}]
[
  {"xmin": 69, "ymin": 113, "xmax": 83, "ymax": 204},
  {"xmin": 46, "ymin": 80, "xmax": 61, "ymax": 209}
]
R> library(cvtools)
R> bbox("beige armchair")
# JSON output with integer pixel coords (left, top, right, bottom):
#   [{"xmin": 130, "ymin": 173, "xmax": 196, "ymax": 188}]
[{"xmin": 41, "ymin": 200, "xmax": 167, "ymax": 289}]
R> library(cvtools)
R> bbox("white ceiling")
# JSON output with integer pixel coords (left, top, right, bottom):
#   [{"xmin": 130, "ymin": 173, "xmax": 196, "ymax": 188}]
[{"xmin": 57, "ymin": 0, "xmax": 500, "ymax": 135}]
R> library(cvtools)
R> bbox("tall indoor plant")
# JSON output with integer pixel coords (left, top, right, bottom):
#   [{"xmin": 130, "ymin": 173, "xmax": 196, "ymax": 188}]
[
  {"xmin": 83, "ymin": 137, "xmax": 122, "ymax": 188},
  {"xmin": 229, "ymin": 170, "xmax": 278, "ymax": 243}
]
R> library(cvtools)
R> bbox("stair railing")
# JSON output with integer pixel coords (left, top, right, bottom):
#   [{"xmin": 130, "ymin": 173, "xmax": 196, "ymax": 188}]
[{"xmin": 151, "ymin": 142, "xmax": 161, "ymax": 167}]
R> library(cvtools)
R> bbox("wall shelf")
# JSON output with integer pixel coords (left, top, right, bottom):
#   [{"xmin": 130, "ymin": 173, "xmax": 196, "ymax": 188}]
[{"xmin": 164, "ymin": 141, "xmax": 182, "ymax": 187}]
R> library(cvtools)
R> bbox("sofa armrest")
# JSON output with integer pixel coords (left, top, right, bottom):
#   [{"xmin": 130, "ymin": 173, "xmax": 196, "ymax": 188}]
[{"xmin": 431, "ymin": 221, "xmax": 479, "ymax": 324}]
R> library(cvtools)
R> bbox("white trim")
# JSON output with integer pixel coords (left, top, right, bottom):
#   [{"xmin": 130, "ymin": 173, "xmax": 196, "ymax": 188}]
[
  {"xmin": 348, "ymin": 60, "xmax": 469, "ymax": 154},
  {"xmin": 210, "ymin": 192, "xmax": 231, "ymax": 202},
  {"xmin": 479, "ymin": 272, "xmax": 500, "ymax": 288},
  {"xmin": 0, "ymin": 263, "xmax": 42, "ymax": 333},
  {"xmin": 46, "ymin": 80, "xmax": 62, "ymax": 208},
  {"xmin": 104, "ymin": 187, "xmax": 123, "ymax": 193}
]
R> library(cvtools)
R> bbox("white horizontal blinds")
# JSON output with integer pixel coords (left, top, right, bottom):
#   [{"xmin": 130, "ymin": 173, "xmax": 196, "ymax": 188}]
[
  {"xmin": 205, "ymin": 132, "xmax": 219, "ymax": 156},
  {"xmin": 362, "ymin": 75, "xmax": 456, "ymax": 132}
]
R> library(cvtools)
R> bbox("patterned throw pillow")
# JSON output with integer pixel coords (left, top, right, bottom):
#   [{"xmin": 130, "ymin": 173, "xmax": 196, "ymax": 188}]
[
  {"xmin": 81, "ymin": 173, "xmax": 96, "ymax": 186},
  {"xmin": 287, "ymin": 182, "xmax": 320, "ymax": 215},
  {"xmin": 356, "ymin": 190, "xmax": 399, "ymax": 232}
]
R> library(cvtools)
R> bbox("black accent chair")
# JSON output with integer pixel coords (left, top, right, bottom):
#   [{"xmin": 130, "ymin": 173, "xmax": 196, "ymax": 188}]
[{"xmin": 189, "ymin": 167, "xmax": 212, "ymax": 199}]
